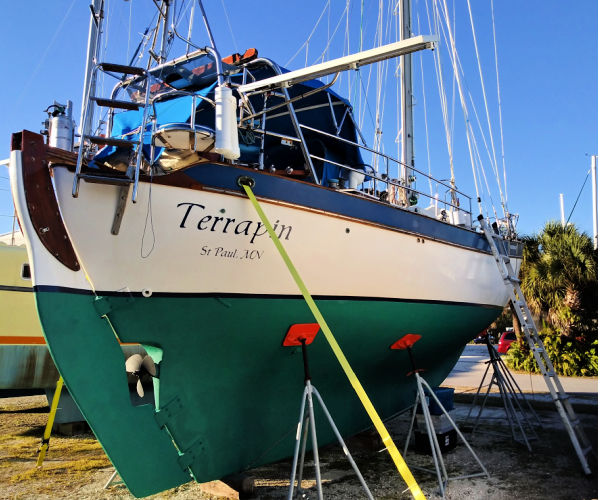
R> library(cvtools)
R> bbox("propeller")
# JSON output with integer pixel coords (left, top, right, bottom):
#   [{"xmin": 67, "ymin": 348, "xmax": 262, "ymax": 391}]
[{"xmin": 125, "ymin": 354, "xmax": 157, "ymax": 397}]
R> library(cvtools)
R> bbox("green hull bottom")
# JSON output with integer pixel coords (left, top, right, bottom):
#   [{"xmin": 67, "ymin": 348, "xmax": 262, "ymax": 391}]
[{"xmin": 36, "ymin": 290, "xmax": 500, "ymax": 497}]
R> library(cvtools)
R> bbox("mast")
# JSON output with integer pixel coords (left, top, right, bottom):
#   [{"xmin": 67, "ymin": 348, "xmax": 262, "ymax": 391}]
[{"xmin": 399, "ymin": 0, "xmax": 414, "ymax": 189}]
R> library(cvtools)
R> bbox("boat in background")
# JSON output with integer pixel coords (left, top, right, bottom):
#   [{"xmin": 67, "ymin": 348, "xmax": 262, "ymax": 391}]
[
  {"xmin": 0, "ymin": 237, "xmax": 58, "ymax": 391},
  {"xmin": 10, "ymin": 1, "xmax": 521, "ymax": 497}
]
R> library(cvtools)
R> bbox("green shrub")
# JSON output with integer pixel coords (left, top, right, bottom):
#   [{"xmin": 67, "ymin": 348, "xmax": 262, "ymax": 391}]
[{"xmin": 506, "ymin": 327, "xmax": 598, "ymax": 376}]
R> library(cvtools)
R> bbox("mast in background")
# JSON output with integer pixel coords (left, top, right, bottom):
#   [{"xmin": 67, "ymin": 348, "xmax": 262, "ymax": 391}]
[{"xmin": 559, "ymin": 193, "xmax": 565, "ymax": 227}]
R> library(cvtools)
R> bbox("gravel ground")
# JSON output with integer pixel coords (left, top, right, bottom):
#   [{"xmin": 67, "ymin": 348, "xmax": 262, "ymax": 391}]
[{"xmin": 0, "ymin": 395, "xmax": 597, "ymax": 499}]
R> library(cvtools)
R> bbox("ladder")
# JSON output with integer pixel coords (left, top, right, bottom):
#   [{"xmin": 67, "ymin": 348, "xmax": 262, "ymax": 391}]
[
  {"xmin": 73, "ymin": 62, "xmax": 151, "ymax": 208},
  {"xmin": 478, "ymin": 214, "xmax": 593, "ymax": 474}
]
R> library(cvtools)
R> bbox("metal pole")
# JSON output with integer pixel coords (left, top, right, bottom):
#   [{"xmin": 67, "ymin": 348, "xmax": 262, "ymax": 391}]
[
  {"xmin": 592, "ymin": 155, "xmax": 597, "ymax": 250},
  {"xmin": 559, "ymin": 193, "xmax": 565, "ymax": 227},
  {"xmin": 399, "ymin": 0, "xmax": 414, "ymax": 187},
  {"xmin": 159, "ymin": 0, "xmax": 172, "ymax": 63},
  {"xmin": 306, "ymin": 381, "xmax": 324, "ymax": 500},
  {"xmin": 287, "ymin": 387, "xmax": 309, "ymax": 500},
  {"xmin": 80, "ymin": 0, "xmax": 103, "ymax": 136}
]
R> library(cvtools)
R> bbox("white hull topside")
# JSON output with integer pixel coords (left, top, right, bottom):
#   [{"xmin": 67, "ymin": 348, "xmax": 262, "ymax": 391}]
[{"xmin": 11, "ymin": 155, "xmax": 512, "ymax": 308}]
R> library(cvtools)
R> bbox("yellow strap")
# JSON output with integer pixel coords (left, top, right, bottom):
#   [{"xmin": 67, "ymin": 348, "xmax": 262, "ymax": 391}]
[
  {"xmin": 37, "ymin": 376, "xmax": 64, "ymax": 468},
  {"xmin": 242, "ymin": 184, "xmax": 425, "ymax": 500}
]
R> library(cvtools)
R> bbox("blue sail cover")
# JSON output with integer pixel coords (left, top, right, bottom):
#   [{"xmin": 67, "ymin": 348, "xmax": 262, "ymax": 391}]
[{"xmin": 93, "ymin": 54, "xmax": 368, "ymax": 186}]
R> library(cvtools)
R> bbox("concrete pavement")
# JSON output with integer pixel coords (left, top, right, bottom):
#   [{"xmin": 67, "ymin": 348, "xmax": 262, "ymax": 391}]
[{"xmin": 442, "ymin": 344, "xmax": 598, "ymax": 410}]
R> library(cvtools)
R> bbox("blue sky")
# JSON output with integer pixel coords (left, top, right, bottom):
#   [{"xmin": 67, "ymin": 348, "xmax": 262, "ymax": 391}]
[{"xmin": 0, "ymin": 0, "xmax": 597, "ymax": 238}]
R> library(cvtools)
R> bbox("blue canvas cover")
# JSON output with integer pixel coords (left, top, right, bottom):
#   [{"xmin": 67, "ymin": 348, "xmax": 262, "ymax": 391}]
[
  {"xmin": 93, "ymin": 55, "xmax": 368, "ymax": 187},
  {"xmin": 94, "ymin": 82, "xmax": 217, "ymax": 165}
]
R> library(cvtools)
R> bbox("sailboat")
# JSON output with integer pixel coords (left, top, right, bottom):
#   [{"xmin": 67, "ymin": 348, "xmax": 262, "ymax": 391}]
[{"xmin": 9, "ymin": 0, "xmax": 521, "ymax": 497}]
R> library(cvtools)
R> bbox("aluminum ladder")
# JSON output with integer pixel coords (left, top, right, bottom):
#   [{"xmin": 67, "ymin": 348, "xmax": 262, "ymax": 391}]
[
  {"xmin": 478, "ymin": 214, "xmax": 593, "ymax": 474},
  {"xmin": 73, "ymin": 63, "xmax": 151, "ymax": 207}
]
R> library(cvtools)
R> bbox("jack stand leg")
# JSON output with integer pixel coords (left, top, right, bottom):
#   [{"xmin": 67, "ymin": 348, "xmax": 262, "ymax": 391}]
[
  {"xmin": 416, "ymin": 374, "xmax": 448, "ymax": 498},
  {"xmin": 288, "ymin": 386, "xmax": 309, "ymax": 500},
  {"xmin": 103, "ymin": 469, "xmax": 121, "ymax": 489},
  {"xmin": 465, "ymin": 361, "xmax": 492, "ymax": 423},
  {"xmin": 287, "ymin": 337, "xmax": 374, "ymax": 499},
  {"xmin": 296, "ymin": 416, "xmax": 310, "ymax": 494},
  {"xmin": 306, "ymin": 380, "xmax": 324, "ymax": 500},
  {"xmin": 471, "ymin": 373, "xmax": 496, "ymax": 434},
  {"xmin": 311, "ymin": 387, "xmax": 374, "ymax": 500},
  {"xmin": 467, "ymin": 339, "xmax": 539, "ymax": 450},
  {"xmin": 420, "ymin": 375, "xmax": 490, "ymax": 480},
  {"xmin": 404, "ymin": 392, "xmax": 420, "ymax": 456}
]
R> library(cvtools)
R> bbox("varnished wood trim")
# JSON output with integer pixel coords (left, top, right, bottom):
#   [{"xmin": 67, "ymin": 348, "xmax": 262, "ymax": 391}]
[{"xmin": 14, "ymin": 130, "xmax": 80, "ymax": 271}]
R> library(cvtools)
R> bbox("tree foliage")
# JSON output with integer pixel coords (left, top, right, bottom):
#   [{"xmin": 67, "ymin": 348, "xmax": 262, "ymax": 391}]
[{"xmin": 507, "ymin": 222, "xmax": 598, "ymax": 376}]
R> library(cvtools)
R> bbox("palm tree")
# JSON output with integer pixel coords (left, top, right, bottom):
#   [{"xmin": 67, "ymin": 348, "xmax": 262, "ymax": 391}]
[{"xmin": 519, "ymin": 221, "xmax": 597, "ymax": 341}]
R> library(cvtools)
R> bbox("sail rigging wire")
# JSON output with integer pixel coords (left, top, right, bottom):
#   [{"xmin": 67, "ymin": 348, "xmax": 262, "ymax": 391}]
[
  {"xmin": 354, "ymin": 0, "xmax": 366, "ymax": 122},
  {"xmin": 126, "ymin": 0, "xmax": 133, "ymax": 62},
  {"xmin": 415, "ymin": 10, "xmax": 433, "ymax": 196},
  {"xmin": 219, "ymin": 0, "xmax": 239, "ymax": 53},
  {"xmin": 344, "ymin": 0, "xmax": 351, "ymax": 96},
  {"xmin": 490, "ymin": 0, "xmax": 509, "ymax": 208},
  {"xmin": 14, "ymin": 0, "xmax": 78, "ymax": 108},
  {"xmin": 372, "ymin": 0, "xmax": 386, "ymax": 161},
  {"xmin": 434, "ymin": 2, "xmax": 502, "ymax": 217},
  {"xmin": 465, "ymin": 0, "xmax": 507, "ymax": 217},
  {"xmin": 285, "ymin": 1, "xmax": 331, "ymax": 67},
  {"xmin": 469, "ymin": 120, "xmax": 498, "ymax": 221},
  {"xmin": 185, "ymin": 0, "xmax": 196, "ymax": 54},
  {"xmin": 431, "ymin": 0, "xmax": 508, "ymax": 219},
  {"xmin": 100, "ymin": 0, "xmax": 112, "ymax": 100},
  {"xmin": 449, "ymin": 0, "xmax": 456, "ymax": 162},
  {"xmin": 424, "ymin": 0, "xmax": 461, "ymax": 202},
  {"xmin": 566, "ymin": 169, "xmax": 591, "ymax": 224},
  {"xmin": 461, "ymin": 71, "xmax": 502, "ymax": 194},
  {"xmin": 313, "ymin": 1, "xmax": 351, "ymax": 65},
  {"xmin": 433, "ymin": 0, "xmax": 483, "ymax": 213}
]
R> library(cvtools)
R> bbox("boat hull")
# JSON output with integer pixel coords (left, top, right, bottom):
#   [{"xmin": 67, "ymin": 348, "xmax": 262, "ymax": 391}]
[
  {"xmin": 10, "ymin": 131, "xmax": 513, "ymax": 497},
  {"xmin": 35, "ymin": 288, "xmax": 500, "ymax": 492}
]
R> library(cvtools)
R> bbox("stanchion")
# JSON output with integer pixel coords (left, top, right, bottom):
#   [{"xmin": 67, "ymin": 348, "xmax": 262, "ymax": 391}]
[
  {"xmin": 284, "ymin": 323, "xmax": 374, "ymax": 500},
  {"xmin": 392, "ymin": 334, "xmax": 489, "ymax": 499}
]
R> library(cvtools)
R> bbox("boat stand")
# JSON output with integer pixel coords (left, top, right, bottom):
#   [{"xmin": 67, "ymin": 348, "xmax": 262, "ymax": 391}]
[
  {"xmin": 103, "ymin": 469, "xmax": 123, "ymax": 489},
  {"xmin": 36, "ymin": 376, "xmax": 64, "ymax": 468},
  {"xmin": 392, "ymin": 334, "xmax": 489, "ymax": 499},
  {"xmin": 464, "ymin": 336, "xmax": 540, "ymax": 451},
  {"xmin": 284, "ymin": 324, "xmax": 373, "ymax": 500}
]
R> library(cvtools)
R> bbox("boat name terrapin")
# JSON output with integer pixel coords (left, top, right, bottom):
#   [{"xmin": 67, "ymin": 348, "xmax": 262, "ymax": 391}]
[{"xmin": 177, "ymin": 202, "xmax": 293, "ymax": 244}]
